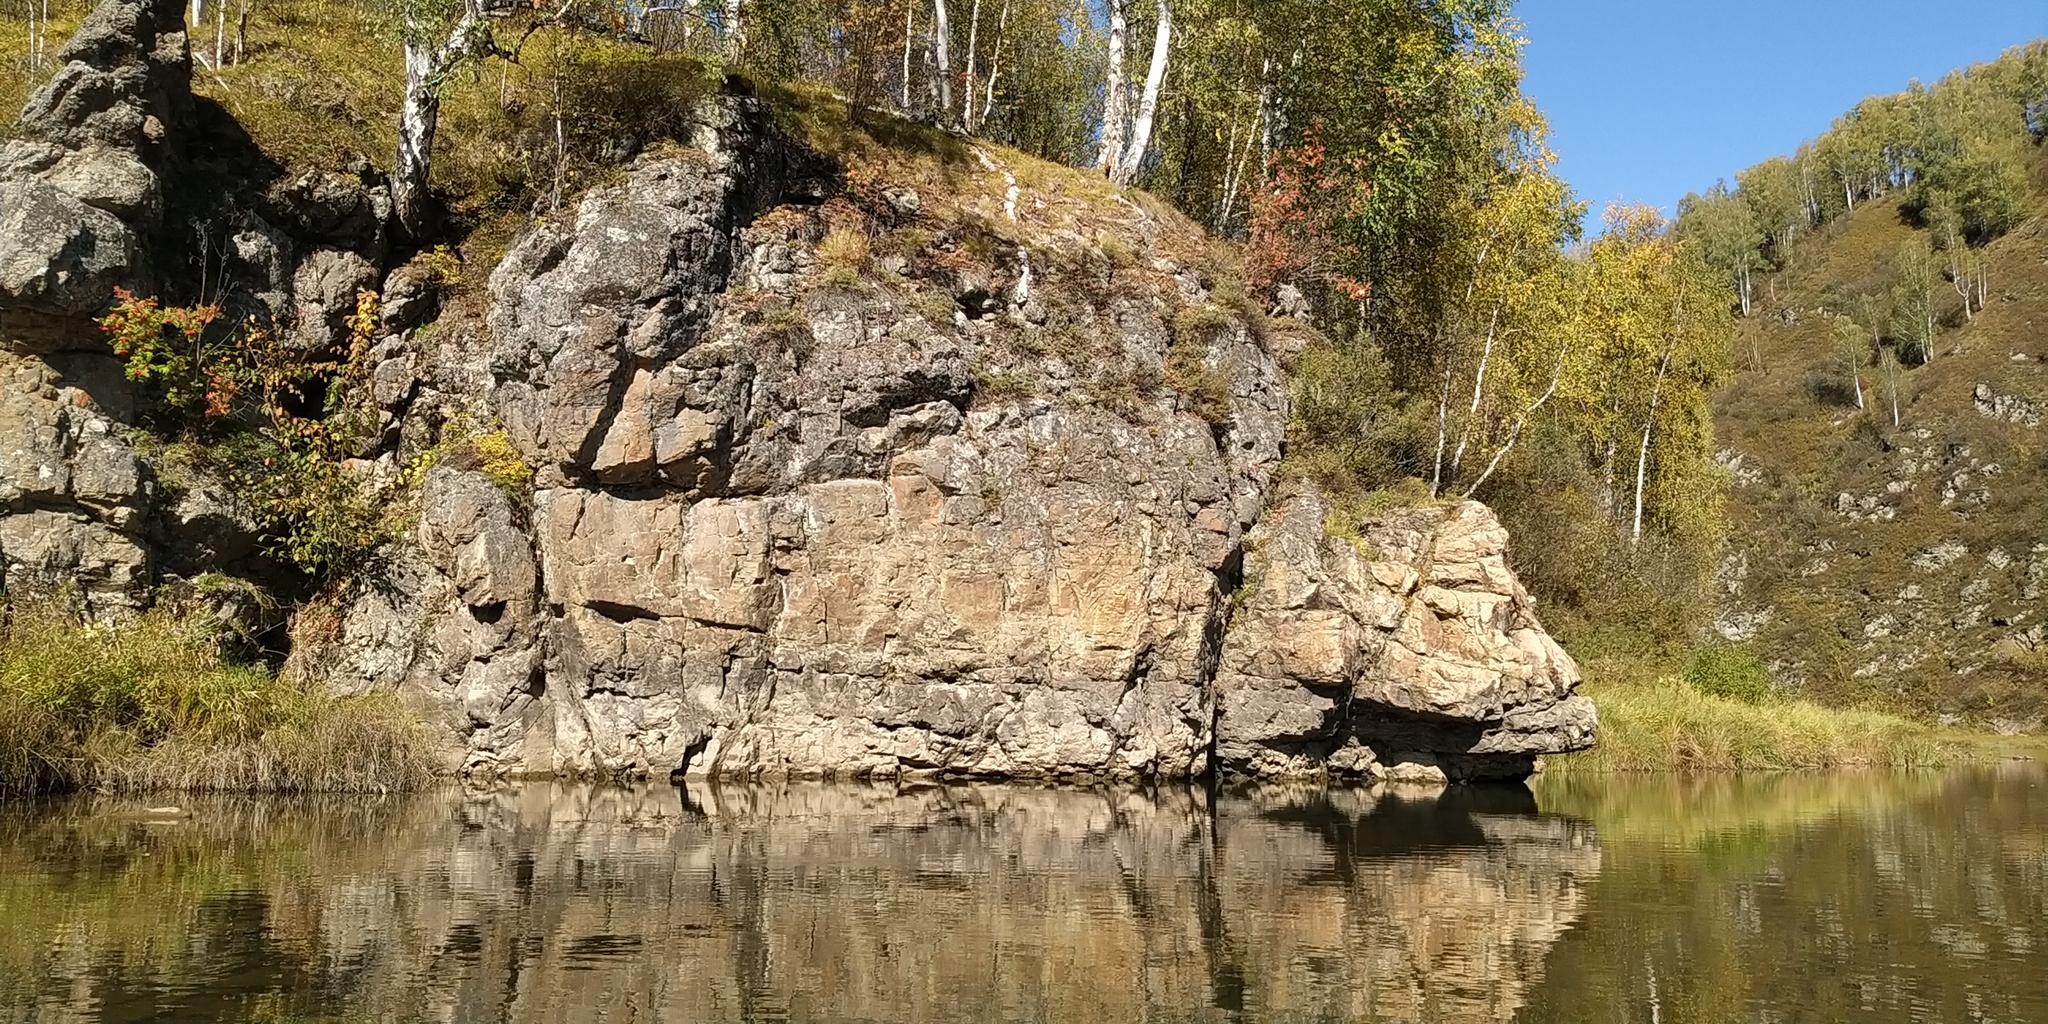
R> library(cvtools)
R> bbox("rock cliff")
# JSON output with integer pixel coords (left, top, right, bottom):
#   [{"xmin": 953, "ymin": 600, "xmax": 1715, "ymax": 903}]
[{"xmin": 0, "ymin": 0, "xmax": 1594, "ymax": 781}]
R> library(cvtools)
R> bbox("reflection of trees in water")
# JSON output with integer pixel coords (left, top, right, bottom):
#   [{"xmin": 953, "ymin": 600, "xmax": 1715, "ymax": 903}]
[
  {"xmin": 0, "ymin": 781, "xmax": 1599, "ymax": 1024},
  {"xmin": 1522, "ymin": 764, "xmax": 2048, "ymax": 1024},
  {"xmin": 15, "ymin": 771, "xmax": 2039, "ymax": 1024}
]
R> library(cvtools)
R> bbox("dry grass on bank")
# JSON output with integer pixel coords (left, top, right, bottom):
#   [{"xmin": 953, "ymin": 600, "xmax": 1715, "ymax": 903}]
[
  {"xmin": 1558, "ymin": 678, "xmax": 1954, "ymax": 773},
  {"xmin": 0, "ymin": 603, "xmax": 439, "ymax": 796}
]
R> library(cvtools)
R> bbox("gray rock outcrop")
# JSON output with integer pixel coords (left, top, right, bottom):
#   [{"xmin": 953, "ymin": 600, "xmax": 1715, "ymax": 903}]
[
  {"xmin": 309, "ymin": 104, "xmax": 1589, "ymax": 781},
  {"xmin": 1215, "ymin": 491, "xmax": 1594, "ymax": 782},
  {"xmin": 4, "ymin": 0, "xmax": 1595, "ymax": 778},
  {"xmin": 0, "ymin": 0, "xmax": 393, "ymax": 615}
]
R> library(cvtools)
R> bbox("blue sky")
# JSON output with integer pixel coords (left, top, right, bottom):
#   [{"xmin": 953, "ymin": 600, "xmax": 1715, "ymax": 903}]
[{"xmin": 1519, "ymin": 0, "xmax": 2046, "ymax": 222}]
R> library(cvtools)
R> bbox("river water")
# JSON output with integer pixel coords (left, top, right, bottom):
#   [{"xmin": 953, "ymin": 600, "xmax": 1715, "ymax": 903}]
[{"xmin": 0, "ymin": 766, "xmax": 2043, "ymax": 1024}]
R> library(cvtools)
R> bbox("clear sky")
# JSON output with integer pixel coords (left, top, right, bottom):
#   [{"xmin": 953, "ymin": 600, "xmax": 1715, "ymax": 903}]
[{"xmin": 1518, "ymin": 0, "xmax": 2045, "ymax": 222}]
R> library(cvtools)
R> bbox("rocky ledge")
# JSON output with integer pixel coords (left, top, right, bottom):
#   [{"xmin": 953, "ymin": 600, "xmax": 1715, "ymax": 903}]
[{"xmin": 0, "ymin": 0, "xmax": 1594, "ymax": 783}]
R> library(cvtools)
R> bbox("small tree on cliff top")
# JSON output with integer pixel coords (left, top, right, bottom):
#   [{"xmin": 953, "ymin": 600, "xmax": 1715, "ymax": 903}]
[{"xmin": 386, "ymin": 0, "xmax": 581, "ymax": 239}]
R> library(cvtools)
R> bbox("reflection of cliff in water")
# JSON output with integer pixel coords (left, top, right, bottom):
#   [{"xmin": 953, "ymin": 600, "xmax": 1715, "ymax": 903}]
[{"xmin": 0, "ymin": 782, "xmax": 1600, "ymax": 1024}]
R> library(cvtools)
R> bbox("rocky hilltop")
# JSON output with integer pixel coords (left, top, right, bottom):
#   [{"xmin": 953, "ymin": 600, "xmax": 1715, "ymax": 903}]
[{"xmin": 0, "ymin": 0, "xmax": 1593, "ymax": 782}]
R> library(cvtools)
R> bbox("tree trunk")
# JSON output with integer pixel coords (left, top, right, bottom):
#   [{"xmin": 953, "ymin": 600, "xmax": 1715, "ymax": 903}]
[
  {"xmin": 932, "ymin": 0, "xmax": 954, "ymax": 120},
  {"xmin": 1256, "ymin": 56, "xmax": 1275, "ymax": 183},
  {"xmin": 1446, "ymin": 300, "xmax": 1503, "ymax": 486},
  {"xmin": 978, "ymin": 0, "xmax": 1008, "ymax": 130},
  {"xmin": 1464, "ymin": 340, "xmax": 1570, "ymax": 499},
  {"xmin": 1217, "ymin": 114, "xmax": 1246, "ymax": 231},
  {"xmin": 1112, "ymin": 0, "xmax": 1170, "ymax": 186},
  {"xmin": 393, "ymin": 35, "xmax": 443, "ymax": 241},
  {"xmin": 1631, "ymin": 347, "xmax": 1673, "ymax": 548},
  {"xmin": 1429, "ymin": 361, "xmax": 1452, "ymax": 498},
  {"xmin": 962, "ymin": 0, "xmax": 981, "ymax": 129},
  {"xmin": 901, "ymin": 5, "xmax": 915, "ymax": 109},
  {"xmin": 723, "ymin": 0, "xmax": 742, "ymax": 58},
  {"xmin": 1096, "ymin": 0, "xmax": 1128, "ymax": 173}
]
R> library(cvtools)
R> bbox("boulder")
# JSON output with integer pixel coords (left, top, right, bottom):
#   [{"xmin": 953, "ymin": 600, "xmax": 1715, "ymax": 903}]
[{"xmin": 1212, "ymin": 489, "xmax": 1595, "ymax": 780}]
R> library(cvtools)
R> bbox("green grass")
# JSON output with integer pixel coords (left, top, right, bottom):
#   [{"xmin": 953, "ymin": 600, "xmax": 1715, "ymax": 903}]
[
  {"xmin": 1558, "ymin": 677, "xmax": 1952, "ymax": 773},
  {"xmin": 0, "ymin": 602, "xmax": 439, "ymax": 795}
]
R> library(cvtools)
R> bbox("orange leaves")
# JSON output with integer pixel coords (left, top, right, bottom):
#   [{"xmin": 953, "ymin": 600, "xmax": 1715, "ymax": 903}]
[{"xmin": 1245, "ymin": 127, "xmax": 1372, "ymax": 299}]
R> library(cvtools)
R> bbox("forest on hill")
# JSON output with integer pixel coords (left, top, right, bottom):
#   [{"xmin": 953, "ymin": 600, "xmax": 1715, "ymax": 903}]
[{"xmin": 1670, "ymin": 41, "xmax": 2048, "ymax": 723}]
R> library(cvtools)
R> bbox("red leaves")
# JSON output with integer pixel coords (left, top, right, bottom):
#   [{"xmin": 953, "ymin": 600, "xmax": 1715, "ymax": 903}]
[{"xmin": 1245, "ymin": 127, "xmax": 1371, "ymax": 301}]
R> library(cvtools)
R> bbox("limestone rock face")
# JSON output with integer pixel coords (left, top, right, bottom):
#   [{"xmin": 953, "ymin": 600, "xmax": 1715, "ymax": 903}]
[
  {"xmin": 319, "ymin": 103, "xmax": 1293, "ymax": 777},
  {"xmin": 4, "ymin": 0, "xmax": 1597, "ymax": 779},
  {"xmin": 315, "ymin": 96, "xmax": 1589, "ymax": 780},
  {"xmin": 1215, "ymin": 491, "xmax": 1594, "ymax": 781}
]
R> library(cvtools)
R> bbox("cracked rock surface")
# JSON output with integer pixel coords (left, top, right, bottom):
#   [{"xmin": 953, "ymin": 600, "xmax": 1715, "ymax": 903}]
[
  {"xmin": 312, "ymin": 104, "xmax": 1590, "ymax": 781},
  {"xmin": 4, "ymin": 0, "xmax": 1595, "ymax": 779}
]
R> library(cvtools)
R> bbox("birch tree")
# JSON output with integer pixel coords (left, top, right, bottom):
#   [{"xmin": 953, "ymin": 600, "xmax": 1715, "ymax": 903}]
[
  {"xmin": 1094, "ymin": 0, "xmax": 1128, "ymax": 172},
  {"xmin": 1877, "ymin": 345, "xmax": 1905, "ymax": 428},
  {"xmin": 1830, "ymin": 313, "xmax": 1866, "ymax": 409},
  {"xmin": 931, "ymin": 0, "xmax": 954, "ymax": 120},
  {"xmin": 390, "ymin": 0, "xmax": 573, "ymax": 239},
  {"xmin": 1887, "ymin": 238, "xmax": 1939, "ymax": 364},
  {"xmin": 1675, "ymin": 184, "xmax": 1765, "ymax": 316},
  {"xmin": 1110, "ymin": 0, "xmax": 1169, "ymax": 186}
]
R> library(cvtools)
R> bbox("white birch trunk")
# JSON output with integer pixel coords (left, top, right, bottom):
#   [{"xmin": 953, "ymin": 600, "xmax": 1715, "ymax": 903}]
[
  {"xmin": 1112, "ymin": 0, "xmax": 1170, "ymax": 186},
  {"xmin": 1216, "ymin": 115, "xmax": 1244, "ymax": 231},
  {"xmin": 932, "ymin": 0, "xmax": 954, "ymax": 121},
  {"xmin": 1096, "ymin": 0, "xmax": 1129, "ymax": 173},
  {"xmin": 978, "ymin": 0, "xmax": 1008, "ymax": 130},
  {"xmin": 1446, "ymin": 301, "xmax": 1503, "ymax": 485},
  {"xmin": 394, "ymin": 34, "xmax": 443, "ymax": 240},
  {"xmin": 901, "ymin": 5, "xmax": 915, "ymax": 109},
  {"xmin": 1256, "ymin": 56, "xmax": 1275, "ymax": 183},
  {"xmin": 961, "ymin": 0, "xmax": 981, "ymax": 129},
  {"xmin": 723, "ymin": 0, "xmax": 742, "ymax": 57},
  {"xmin": 1631, "ymin": 348, "xmax": 1673, "ymax": 548},
  {"xmin": 1464, "ymin": 341, "xmax": 1570, "ymax": 499},
  {"xmin": 1429, "ymin": 362, "xmax": 1452, "ymax": 498}
]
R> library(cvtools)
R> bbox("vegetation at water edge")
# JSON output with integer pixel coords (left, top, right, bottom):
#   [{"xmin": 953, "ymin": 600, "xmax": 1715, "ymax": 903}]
[{"xmin": 0, "ymin": 602, "xmax": 439, "ymax": 796}]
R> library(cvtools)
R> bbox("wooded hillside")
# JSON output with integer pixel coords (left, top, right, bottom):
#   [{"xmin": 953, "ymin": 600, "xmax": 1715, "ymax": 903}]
[{"xmin": 1677, "ymin": 43, "xmax": 2048, "ymax": 724}]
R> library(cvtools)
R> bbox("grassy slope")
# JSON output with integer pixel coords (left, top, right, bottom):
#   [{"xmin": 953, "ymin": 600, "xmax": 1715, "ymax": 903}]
[{"xmin": 1713, "ymin": 170, "xmax": 2048, "ymax": 727}]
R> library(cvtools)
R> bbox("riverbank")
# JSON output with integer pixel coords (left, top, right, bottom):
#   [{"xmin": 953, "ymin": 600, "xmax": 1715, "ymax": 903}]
[
  {"xmin": 2, "ymin": 599, "xmax": 2013, "ymax": 794},
  {"xmin": 1553, "ymin": 677, "xmax": 1955, "ymax": 773},
  {"xmin": 0, "ymin": 605, "xmax": 438, "ymax": 796}
]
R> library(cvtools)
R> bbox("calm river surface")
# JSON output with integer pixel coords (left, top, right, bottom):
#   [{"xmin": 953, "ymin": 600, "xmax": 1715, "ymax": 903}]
[{"xmin": 1, "ymin": 766, "xmax": 2044, "ymax": 1024}]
